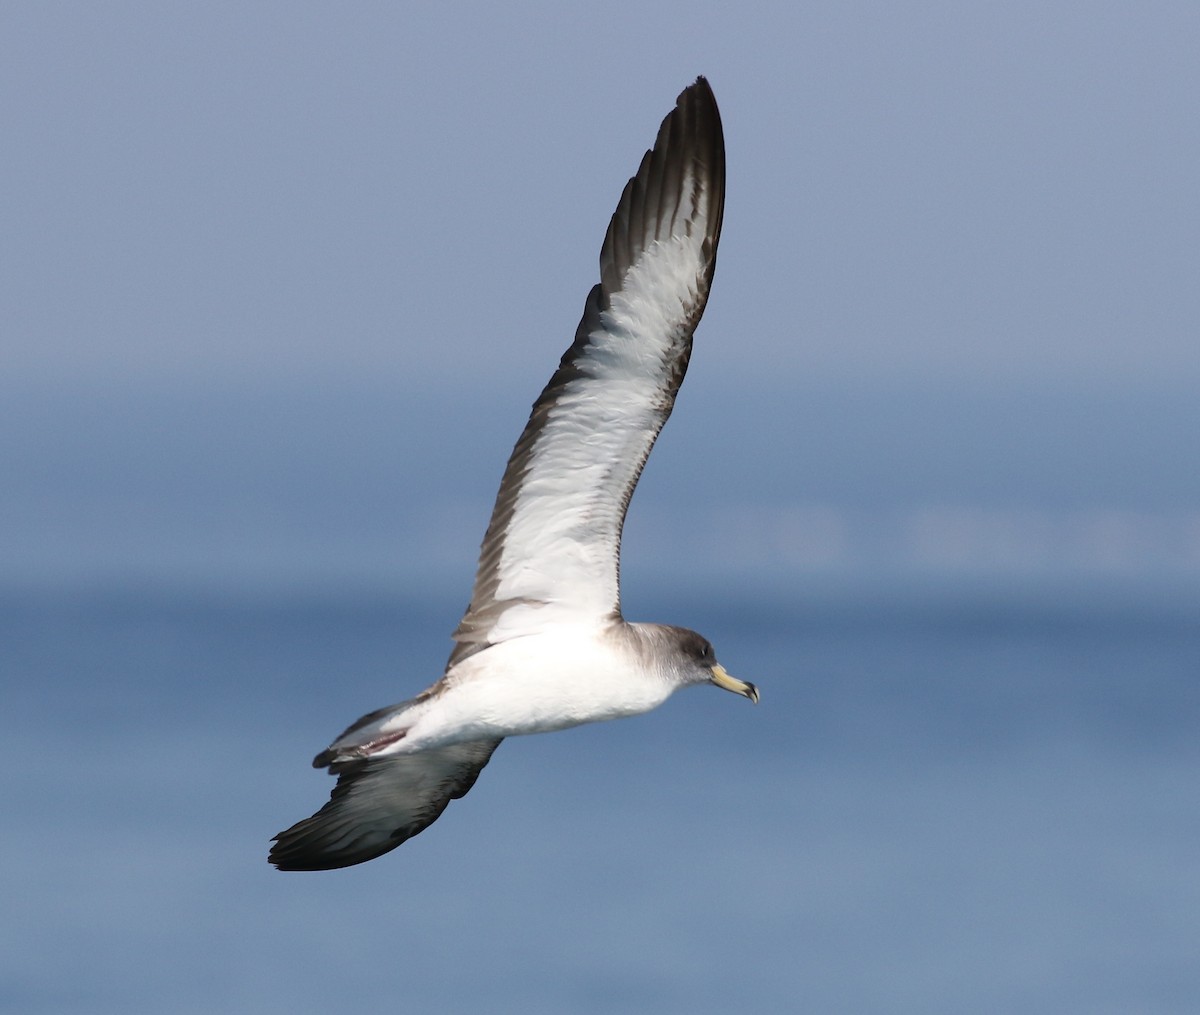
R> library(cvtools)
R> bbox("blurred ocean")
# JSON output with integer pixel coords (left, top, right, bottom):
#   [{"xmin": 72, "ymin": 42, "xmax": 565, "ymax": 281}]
[
  {"xmin": 4, "ymin": 584, "xmax": 1197, "ymax": 1014},
  {"xmin": 3, "ymin": 346, "xmax": 1196, "ymax": 1015}
]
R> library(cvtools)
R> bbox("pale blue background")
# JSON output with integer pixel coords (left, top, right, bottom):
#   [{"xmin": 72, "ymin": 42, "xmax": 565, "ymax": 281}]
[{"xmin": 3, "ymin": 3, "xmax": 1199, "ymax": 1012}]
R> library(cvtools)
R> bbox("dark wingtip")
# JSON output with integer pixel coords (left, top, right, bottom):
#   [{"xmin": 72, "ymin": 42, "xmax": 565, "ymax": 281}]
[
  {"xmin": 268, "ymin": 810, "xmax": 405, "ymax": 872},
  {"xmin": 599, "ymin": 74, "xmax": 726, "ymax": 300},
  {"xmin": 683, "ymin": 75, "xmax": 717, "ymax": 108},
  {"xmin": 268, "ymin": 839, "xmax": 389, "ymax": 872}
]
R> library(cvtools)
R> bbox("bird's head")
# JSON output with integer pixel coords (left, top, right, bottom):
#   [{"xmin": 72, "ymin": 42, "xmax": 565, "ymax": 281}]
[{"xmin": 671, "ymin": 627, "xmax": 759, "ymax": 704}]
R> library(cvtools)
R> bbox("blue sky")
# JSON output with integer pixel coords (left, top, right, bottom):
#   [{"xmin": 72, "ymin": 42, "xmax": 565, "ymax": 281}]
[{"xmin": 3, "ymin": 2, "xmax": 1199, "ymax": 593}]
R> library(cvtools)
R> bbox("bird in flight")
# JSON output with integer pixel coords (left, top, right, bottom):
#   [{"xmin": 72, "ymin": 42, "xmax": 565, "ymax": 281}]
[{"xmin": 270, "ymin": 77, "xmax": 756, "ymax": 871}]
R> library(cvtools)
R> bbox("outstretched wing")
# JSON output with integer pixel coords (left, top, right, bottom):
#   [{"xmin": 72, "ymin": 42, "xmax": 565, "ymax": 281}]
[
  {"xmin": 451, "ymin": 77, "xmax": 726, "ymax": 665},
  {"xmin": 269, "ymin": 739, "xmax": 502, "ymax": 871}
]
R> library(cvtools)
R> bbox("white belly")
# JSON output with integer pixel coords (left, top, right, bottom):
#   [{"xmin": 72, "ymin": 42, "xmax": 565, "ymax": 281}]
[{"xmin": 402, "ymin": 624, "xmax": 675, "ymax": 747}]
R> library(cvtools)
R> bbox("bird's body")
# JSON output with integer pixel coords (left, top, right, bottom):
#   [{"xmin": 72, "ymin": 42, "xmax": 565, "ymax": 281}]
[
  {"xmin": 270, "ymin": 77, "xmax": 756, "ymax": 872},
  {"xmin": 347, "ymin": 622, "xmax": 679, "ymax": 756}
]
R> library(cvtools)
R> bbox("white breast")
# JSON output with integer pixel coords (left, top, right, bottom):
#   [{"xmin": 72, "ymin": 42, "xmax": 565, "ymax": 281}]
[{"xmin": 403, "ymin": 623, "xmax": 675, "ymax": 748}]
